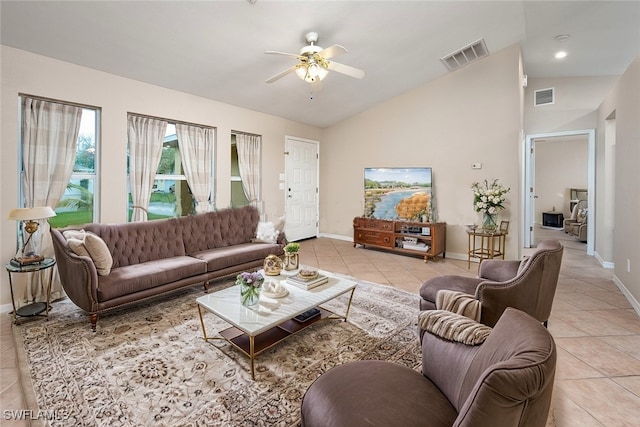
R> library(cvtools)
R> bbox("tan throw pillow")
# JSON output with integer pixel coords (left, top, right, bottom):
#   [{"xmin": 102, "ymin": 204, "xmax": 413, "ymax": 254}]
[
  {"xmin": 418, "ymin": 310, "xmax": 492, "ymax": 346},
  {"xmin": 83, "ymin": 233, "xmax": 113, "ymax": 276},
  {"xmin": 67, "ymin": 238, "xmax": 91, "ymax": 259}
]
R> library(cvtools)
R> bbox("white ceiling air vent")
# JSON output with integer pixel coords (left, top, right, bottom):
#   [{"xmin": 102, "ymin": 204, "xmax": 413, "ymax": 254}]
[
  {"xmin": 535, "ymin": 88, "xmax": 555, "ymax": 106},
  {"xmin": 440, "ymin": 39, "xmax": 489, "ymax": 72}
]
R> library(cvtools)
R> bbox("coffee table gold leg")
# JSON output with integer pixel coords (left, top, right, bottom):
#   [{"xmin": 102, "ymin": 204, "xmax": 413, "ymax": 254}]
[
  {"xmin": 250, "ymin": 336, "xmax": 255, "ymax": 380},
  {"xmin": 197, "ymin": 305, "xmax": 209, "ymax": 340},
  {"xmin": 343, "ymin": 288, "xmax": 356, "ymax": 321}
]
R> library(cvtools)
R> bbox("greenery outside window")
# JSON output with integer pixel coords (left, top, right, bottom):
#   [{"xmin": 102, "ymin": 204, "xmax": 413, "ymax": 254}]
[
  {"xmin": 127, "ymin": 123, "xmax": 196, "ymax": 220},
  {"xmin": 48, "ymin": 107, "xmax": 99, "ymax": 228}
]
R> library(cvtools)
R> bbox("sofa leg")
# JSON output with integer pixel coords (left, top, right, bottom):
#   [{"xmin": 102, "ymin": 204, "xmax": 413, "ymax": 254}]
[
  {"xmin": 203, "ymin": 281, "xmax": 210, "ymax": 293},
  {"xmin": 90, "ymin": 313, "xmax": 98, "ymax": 332}
]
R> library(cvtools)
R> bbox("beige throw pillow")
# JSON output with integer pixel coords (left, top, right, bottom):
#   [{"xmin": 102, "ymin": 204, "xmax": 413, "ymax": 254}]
[
  {"xmin": 63, "ymin": 229, "xmax": 87, "ymax": 240},
  {"xmin": 67, "ymin": 238, "xmax": 91, "ymax": 259},
  {"xmin": 83, "ymin": 233, "xmax": 113, "ymax": 276}
]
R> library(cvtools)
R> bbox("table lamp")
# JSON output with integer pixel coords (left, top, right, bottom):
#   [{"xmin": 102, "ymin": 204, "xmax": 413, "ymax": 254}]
[{"xmin": 8, "ymin": 206, "xmax": 56, "ymax": 266}]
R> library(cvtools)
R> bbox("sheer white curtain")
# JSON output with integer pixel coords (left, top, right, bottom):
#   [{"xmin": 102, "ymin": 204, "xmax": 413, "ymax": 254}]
[
  {"xmin": 236, "ymin": 133, "xmax": 262, "ymax": 211},
  {"xmin": 128, "ymin": 115, "xmax": 167, "ymax": 222},
  {"xmin": 21, "ymin": 96, "xmax": 82, "ymax": 304},
  {"xmin": 176, "ymin": 123, "xmax": 214, "ymax": 213}
]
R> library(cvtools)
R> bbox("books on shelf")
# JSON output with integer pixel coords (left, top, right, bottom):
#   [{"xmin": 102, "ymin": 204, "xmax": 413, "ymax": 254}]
[
  {"xmin": 402, "ymin": 242, "xmax": 430, "ymax": 252},
  {"xmin": 286, "ymin": 273, "xmax": 329, "ymax": 290}
]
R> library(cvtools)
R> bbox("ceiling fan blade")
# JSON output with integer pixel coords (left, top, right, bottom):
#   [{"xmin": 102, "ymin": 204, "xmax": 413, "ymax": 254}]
[
  {"xmin": 327, "ymin": 61, "xmax": 365, "ymax": 79},
  {"xmin": 265, "ymin": 66, "xmax": 298, "ymax": 83},
  {"xmin": 265, "ymin": 50, "xmax": 303, "ymax": 59},
  {"xmin": 318, "ymin": 44, "xmax": 348, "ymax": 59}
]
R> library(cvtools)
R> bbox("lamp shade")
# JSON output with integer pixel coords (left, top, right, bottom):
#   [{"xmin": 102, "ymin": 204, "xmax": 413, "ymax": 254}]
[{"xmin": 8, "ymin": 206, "xmax": 57, "ymax": 221}]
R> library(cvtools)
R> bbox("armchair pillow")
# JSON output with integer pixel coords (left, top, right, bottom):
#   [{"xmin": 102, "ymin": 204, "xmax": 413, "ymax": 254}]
[{"xmin": 418, "ymin": 309, "xmax": 491, "ymax": 345}]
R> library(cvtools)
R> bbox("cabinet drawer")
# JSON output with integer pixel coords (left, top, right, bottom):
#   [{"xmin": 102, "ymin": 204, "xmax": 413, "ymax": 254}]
[
  {"xmin": 357, "ymin": 218, "xmax": 393, "ymax": 231},
  {"xmin": 355, "ymin": 231, "xmax": 393, "ymax": 247}
]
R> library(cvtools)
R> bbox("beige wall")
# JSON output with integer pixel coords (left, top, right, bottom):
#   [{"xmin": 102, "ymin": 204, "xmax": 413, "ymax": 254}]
[
  {"xmin": 597, "ymin": 57, "xmax": 640, "ymax": 309},
  {"xmin": 0, "ymin": 45, "xmax": 322, "ymax": 308},
  {"xmin": 320, "ymin": 44, "xmax": 524, "ymax": 259},
  {"xmin": 534, "ymin": 137, "xmax": 588, "ymax": 222},
  {"xmin": 525, "ymin": 76, "xmax": 618, "ymax": 134}
]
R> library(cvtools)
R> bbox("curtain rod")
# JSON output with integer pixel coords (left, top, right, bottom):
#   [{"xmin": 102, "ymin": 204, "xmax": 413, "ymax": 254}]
[
  {"xmin": 232, "ymin": 130, "xmax": 262, "ymax": 137},
  {"xmin": 128, "ymin": 112, "xmax": 215, "ymax": 130},
  {"xmin": 19, "ymin": 93, "xmax": 101, "ymax": 111}
]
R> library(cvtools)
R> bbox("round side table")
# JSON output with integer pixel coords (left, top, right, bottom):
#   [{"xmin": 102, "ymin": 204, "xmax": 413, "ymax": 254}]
[{"xmin": 5, "ymin": 258, "xmax": 56, "ymax": 324}]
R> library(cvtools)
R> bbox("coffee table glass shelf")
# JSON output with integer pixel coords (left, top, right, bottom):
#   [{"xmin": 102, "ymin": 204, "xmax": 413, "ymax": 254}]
[{"xmin": 196, "ymin": 268, "xmax": 357, "ymax": 379}]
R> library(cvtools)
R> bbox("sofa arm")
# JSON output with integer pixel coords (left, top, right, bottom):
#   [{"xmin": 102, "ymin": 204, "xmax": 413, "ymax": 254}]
[
  {"xmin": 478, "ymin": 260, "xmax": 520, "ymax": 282},
  {"xmin": 50, "ymin": 228, "xmax": 99, "ymax": 313}
]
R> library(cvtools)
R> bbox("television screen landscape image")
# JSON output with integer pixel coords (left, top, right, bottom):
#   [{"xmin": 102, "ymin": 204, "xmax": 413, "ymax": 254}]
[{"xmin": 364, "ymin": 167, "xmax": 433, "ymax": 220}]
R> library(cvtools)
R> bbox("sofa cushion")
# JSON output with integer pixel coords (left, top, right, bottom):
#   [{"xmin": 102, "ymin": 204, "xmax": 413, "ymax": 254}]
[
  {"xmin": 181, "ymin": 206, "xmax": 260, "ymax": 254},
  {"xmin": 191, "ymin": 242, "xmax": 281, "ymax": 272},
  {"xmin": 84, "ymin": 218, "xmax": 185, "ymax": 268},
  {"xmin": 96, "ymin": 256, "xmax": 207, "ymax": 301}
]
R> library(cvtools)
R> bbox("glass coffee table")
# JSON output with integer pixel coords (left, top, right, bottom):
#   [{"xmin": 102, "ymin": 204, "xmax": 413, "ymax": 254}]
[{"xmin": 196, "ymin": 269, "xmax": 357, "ymax": 379}]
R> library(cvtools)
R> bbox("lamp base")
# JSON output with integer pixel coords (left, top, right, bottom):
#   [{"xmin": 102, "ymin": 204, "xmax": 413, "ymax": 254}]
[{"xmin": 10, "ymin": 256, "xmax": 45, "ymax": 267}]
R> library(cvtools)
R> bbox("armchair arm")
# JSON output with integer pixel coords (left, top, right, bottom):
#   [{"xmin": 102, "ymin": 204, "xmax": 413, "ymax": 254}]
[
  {"xmin": 50, "ymin": 228, "xmax": 99, "ymax": 313},
  {"xmin": 421, "ymin": 328, "xmax": 483, "ymax": 409},
  {"xmin": 478, "ymin": 259, "xmax": 521, "ymax": 282}
]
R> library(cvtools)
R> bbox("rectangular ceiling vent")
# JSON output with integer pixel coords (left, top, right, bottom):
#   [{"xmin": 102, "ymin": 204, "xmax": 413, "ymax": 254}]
[
  {"xmin": 440, "ymin": 39, "xmax": 489, "ymax": 72},
  {"xmin": 535, "ymin": 88, "xmax": 555, "ymax": 106}
]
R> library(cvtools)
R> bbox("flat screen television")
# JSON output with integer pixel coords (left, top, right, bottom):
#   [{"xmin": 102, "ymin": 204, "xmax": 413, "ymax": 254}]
[{"xmin": 364, "ymin": 167, "xmax": 433, "ymax": 220}]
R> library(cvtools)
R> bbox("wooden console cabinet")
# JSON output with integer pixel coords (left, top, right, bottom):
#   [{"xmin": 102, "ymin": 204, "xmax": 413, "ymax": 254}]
[{"xmin": 353, "ymin": 217, "xmax": 446, "ymax": 262}]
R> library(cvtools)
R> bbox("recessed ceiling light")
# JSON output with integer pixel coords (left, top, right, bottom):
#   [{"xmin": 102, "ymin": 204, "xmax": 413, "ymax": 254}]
[{"xmin": 555, "ymin": 51, "xmax": 568, "ymax": 59}]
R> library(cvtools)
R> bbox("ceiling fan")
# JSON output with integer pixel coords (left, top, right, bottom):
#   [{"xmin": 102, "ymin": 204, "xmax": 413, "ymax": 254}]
[{"xmin": 265, "ymin": 32, "xmax": 365, "ymax": 84}]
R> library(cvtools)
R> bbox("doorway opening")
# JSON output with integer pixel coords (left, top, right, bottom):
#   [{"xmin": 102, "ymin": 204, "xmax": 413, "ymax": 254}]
[{"xmin": 523, "ymin": 129, "xmax": 595, "ymax": 255}]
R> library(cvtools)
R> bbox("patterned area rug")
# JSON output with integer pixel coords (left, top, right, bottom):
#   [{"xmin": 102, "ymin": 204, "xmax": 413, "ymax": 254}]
[{"xmin": 14, "ymin": 279, "xmax": 422, "ymax": 426}]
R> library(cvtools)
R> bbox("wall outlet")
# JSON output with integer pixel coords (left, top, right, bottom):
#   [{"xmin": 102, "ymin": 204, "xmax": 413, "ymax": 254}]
[
  {"xmin": 472, "ymin": 162, "xmax": 482, "ymax": 169},
  {"xmin": 627, "ymin": 258, "xmax": 631, "ymax": 273}
]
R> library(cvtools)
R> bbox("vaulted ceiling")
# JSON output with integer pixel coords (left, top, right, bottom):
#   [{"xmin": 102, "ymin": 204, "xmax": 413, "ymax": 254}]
[{"xmin": 1, "ymin": 1, "xmax": 639, "ymax": 128}]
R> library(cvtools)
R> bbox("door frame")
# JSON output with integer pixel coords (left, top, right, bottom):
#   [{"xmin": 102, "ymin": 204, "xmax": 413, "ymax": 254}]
[
  {"xmin": 284, "ymin": 135, "xmax": 319, "ymax": 240},
  {"xmin": 523, "ymin": 129, "xmax": 595, "ymax": 255}
]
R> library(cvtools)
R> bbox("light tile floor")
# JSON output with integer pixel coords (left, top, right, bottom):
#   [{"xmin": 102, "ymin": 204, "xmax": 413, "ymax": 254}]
[{"xmin": 1, "ymin": 227, "xmax": 639, "ymax": 426}]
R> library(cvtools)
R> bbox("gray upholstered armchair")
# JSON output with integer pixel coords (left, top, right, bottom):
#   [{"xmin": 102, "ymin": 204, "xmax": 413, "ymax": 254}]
[
  {"xmin": 419, "ymin": 240, "xmax": 563, "ymax": 327},
  {"xmin": 564, "ymin": 200, "xmax": 588, "ymax": 242},
  {"xmin": 301, "ymin": 308, "xmax": 557, "ymax": 427}
]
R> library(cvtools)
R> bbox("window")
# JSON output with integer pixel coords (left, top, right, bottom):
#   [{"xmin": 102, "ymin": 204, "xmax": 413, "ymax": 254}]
[
  {"xmin": 19, "ymin": 99, "xmax": 99, "ymax": 229},
  {"xmin": 230, "ymin": 134, "xmax": 250, "ymax": 208},
  {"xmin": 127, "ymin": 123, "xmax": 199, "ymax": 220}
]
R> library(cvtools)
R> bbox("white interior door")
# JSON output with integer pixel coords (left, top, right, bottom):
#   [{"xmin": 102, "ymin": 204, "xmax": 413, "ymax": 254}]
[{"xmin": 284, "ymin": 136, "xmax": 319, "ymax": 241}]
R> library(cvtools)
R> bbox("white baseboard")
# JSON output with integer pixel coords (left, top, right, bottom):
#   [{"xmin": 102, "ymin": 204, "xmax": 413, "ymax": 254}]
[
  {"xmin": 613, "ymin": 275, "xmax": 640, "ymax": 317},
  {"xmin": 318, "ymin": 232, "xmax": 351, "ymax": 242},
  {"xmin": 0, "ymin": 303, "xmax": 13, "ymax": 314},
  {"xmin": 594, "ymin": 251, "xmax": 615, "ymax": 269}
]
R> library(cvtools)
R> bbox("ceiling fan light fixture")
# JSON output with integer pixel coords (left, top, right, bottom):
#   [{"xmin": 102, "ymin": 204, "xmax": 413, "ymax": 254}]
[{"xmin": 296, "ymin": 63, "xmax": 328, "ymax": 83}]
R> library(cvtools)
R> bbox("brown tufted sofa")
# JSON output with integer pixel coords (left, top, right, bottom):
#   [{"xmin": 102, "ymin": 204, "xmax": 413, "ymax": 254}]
[{"xmin": 51, "ymin": 206, "xmax": 284, "ymax": 330}]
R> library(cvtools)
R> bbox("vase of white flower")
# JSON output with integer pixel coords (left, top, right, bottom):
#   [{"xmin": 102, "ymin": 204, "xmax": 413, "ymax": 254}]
[
  {"xmin": 471, "ymin": 179, "xmax": 510, "ymax": 233},
  {"xmin": 237, "ymin": 271, "xmax": 264, "ymax": 307},
  {"xmin": 482, "ymin": 212, "xmax": 498, "ymax": 233}
]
